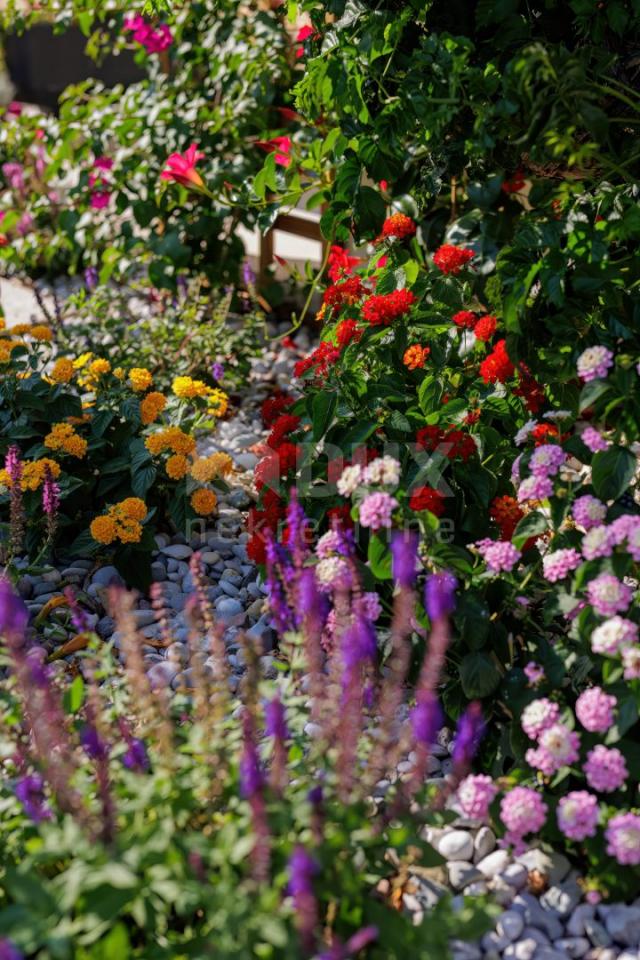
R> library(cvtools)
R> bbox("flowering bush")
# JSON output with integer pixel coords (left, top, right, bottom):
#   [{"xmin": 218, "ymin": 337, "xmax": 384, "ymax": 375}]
[
  {"xmin": 0, "ymin": 553, "xmax": 492, "ymax": 958},
  {"xmin": 0, "ymin": 0, "xmax": 297, "ymax": 290},
  {"xmin": 0, "ymin": 322, "xmax": 229, "ymax": 585},
  {"xmin": 233, "ymin": 0, "xmax": 640, "ymax": 894}
]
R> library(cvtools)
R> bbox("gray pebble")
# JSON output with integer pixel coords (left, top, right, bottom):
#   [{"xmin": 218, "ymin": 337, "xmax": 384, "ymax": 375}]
[
  {"xmin": 92, "ymin": 565, "xmax": 124, "ymax": 587},
  {"xmin": 497, "ymin": 910, "xmax": 525, "ymax": 942},
  {"xmin": 219, "ymin": 580, "xmax": 240, "ymax": 598},
  {"xmin": 477, "ymin": 849, "xmax": 511, "ymax": 879},
  {"xmin": 504, "ymin": 939, "xmax": 537, "ymax": 960},
  {"xmin": 448, "ymin": 862, "xmax": 482, "ymax": 891},
  {"xmin": 541, "ymin": 879, "xmax": 583, "ymax": 919},
  {"xmin": 215, "ymin": 597, "xmax": 246, "ymax": 625},
  {"xmin": 147, "ymin": 661, "xmax": 179, "ymax": 689},
  {"xmin": 474, "ymin": 826, "xmax": 496, "ymax": 861},
  {"xmin": 161, "ymin": 544, "xmax": 193, "ymax": 560},
  {"xmin": 568, "ymin": 906, "xmax": 597, "ymax": 938},
  {"xmin": 605, "ymin": 907, "xmax": 640, "ymax": 947},
  {"xmin": 516, "ymin": 850, "xmax": 570, "ymax": 886},
  {"xmin": 554, "ymin": 937, "xmax": 591, "ymax": 958},
  {"xmin": 439, "ymin": 830, "xmax": 474, "ymax": 862}
]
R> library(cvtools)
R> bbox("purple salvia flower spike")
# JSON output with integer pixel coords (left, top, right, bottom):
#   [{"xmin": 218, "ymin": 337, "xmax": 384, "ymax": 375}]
[
  {"xmin": 391, "ymin": 529, "xmax": 419, "ymax": 588},
  {"xmin": 424, "ymin": 570, "xmax": 458, "ymax": 621}
]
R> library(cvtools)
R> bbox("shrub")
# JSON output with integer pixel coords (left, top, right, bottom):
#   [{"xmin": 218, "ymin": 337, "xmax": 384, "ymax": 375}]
[
  {"xmin": 0, "ymin": 0, "xmax": 298, "ymax": 289},
  {"xmin": 234, "ymin": 0, "xmax": 640, "ymax": 891},
  {"xmin": 0, "ymin": 320, "xmax": 230, "ymax": 586}
]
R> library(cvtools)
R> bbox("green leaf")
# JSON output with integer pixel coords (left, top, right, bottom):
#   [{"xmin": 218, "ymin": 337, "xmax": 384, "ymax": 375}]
[
  {"xmin": 512, "ymin": 510, "xmax": 548, "ymax": 548},
  {"xmin": 368, "ymin": 533, "xmax": 392, "ymax": 580},
  {"xmin": 459, "ymin": 651, "xmax": 502, "ymax": 698},
  {"xmin": 353, "ymin": 185, "xmax": 386, "ymax": 237},
  {"xmin": 503, "ymin": 261, "xmax": 541, "ymax": 333},
  {"xmin": 63, "ymin": 675, "xmax": 85, "ymax": 714},
  {"xmin": 312, "ymin": 391, "xmax": 337, "ymax": 441},
  {"xmin": 579, "ymin": 379, "xmax": 610, "ymax": 413},
  {"xmin": 591, "ymin": 446, "xmax": 636, "ymax": 501},
  {"xmin": 91, "ymin": 410, "xmax": 115, "ymax": 439},
  {"xmin": 131, "ymin": 464, "xmax": 157, "ymax": 498}
]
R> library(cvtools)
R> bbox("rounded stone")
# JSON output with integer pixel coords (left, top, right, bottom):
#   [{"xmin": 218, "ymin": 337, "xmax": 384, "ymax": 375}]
[
  {"xmin": 147, "ymin": 661, "xmax": 179, "ymax": 689},
  {"xmin": 497, "ymin": 910, "xmax": 525, "ymax": 943},
  {"xmin": 476, "ymin": 849, "xmax": 511, "ymax": 878},
  {"xmin": 438, "ymin": 830, "xmax": 474, "ymax": 862},
  {"xmin": 447, "ymin": 862, "xmax": 482, "ymax": 891},
  {"xmin": 92, "ymin": 565, "xmax": 124, "ymax": 587},
  {"xmin": 554, "ymin": 937, "xmax": 590, "ymax": 958},
  {"xmin": 161, "ymin": 544, "xmax": 193, "ymax": 560},
  {"xmin": 473, "ymin": 825, "xmax": 496, "ymax": 861}
]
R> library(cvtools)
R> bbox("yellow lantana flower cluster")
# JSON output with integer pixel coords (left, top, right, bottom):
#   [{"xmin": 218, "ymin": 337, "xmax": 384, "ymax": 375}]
[
  {"xmin": 0, "ymin": 458, "xmax": 61, "ymax": 491},
  {"xmin": 76, "ymin": 358, "xmax": 112, "ymax": 391},
  {"xmin": 73, "ymin": 352, "xmax": 93, "ymax": 370},
  {"xmin": 189, "ymin": 452, "xmax": 234, "ymax": 483},
  {"xmin": 171, "ymin": 376, "xmax": 228, "ymax": 417},
  {"xmin": 172, "ymin": 376, "xmax": 209, "ymax": 399},
  {"xmin": 50, "ymin": 358, "xmax": 75, "ymax": 384},
  {"xmin": 44, "ymin": 422, "xmax": 88, "ymax": 459},
  {"xmin": 30, "ymin": 325, "xmax": 54, "ymax": 343},
  {"xmin": 190, "ymin": 488, "xmax": 217, "ymax": 515},
  {"xmin": 6, "ymin": 323, "xmax": 53, "ymax": 342},
  {"xmin": 90, "ymin": 497, "xmax": 148, "ymax": 545},
  {"xmin": 166, "ymin": 453, "xmax": 188, "ymax": 479},
  {"xmin": 0, "ymin": 339, "xmax": 22, "ymax": 364},
  {"xmin": 140, "ymin": 391, "xmax": 167, "ymax": 425},
  {"xmin": 145, "ymin": 426, "xmax": 196, "ymax": 457},
  {"xmin": 129, "ymin": 368, "xmax": 153, "ymax": 392}
]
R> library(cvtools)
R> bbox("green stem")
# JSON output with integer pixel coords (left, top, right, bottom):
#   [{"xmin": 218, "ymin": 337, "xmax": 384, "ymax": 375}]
[{"xmin": 271, "ymin": 238, "xmax": 333, "ymax": 342}]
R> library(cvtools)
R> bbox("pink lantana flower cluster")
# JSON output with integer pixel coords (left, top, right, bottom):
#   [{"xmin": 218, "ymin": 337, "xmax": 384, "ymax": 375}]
[
  {"xmin": 575, "ymin": 687, "xmax": 617, "ymax": 733},
  {"xmin": 577, "ymin": 345, "xmax": 614, "ymax": 382},
  {"xmin": 474, "ymin": 538, "xmax": 521, "ymax": 573}
]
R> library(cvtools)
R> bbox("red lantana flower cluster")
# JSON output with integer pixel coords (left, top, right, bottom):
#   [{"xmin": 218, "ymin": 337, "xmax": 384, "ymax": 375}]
[
  {"xmin": 416, "ymin": 425, "xmax": 477, "ymax": 461},
  {"xmin": 254, "ymin": 443, "xmax": 300, "ymax": 492},
  {"xmin": 452, "ymin": 310, "xmax": 477, "ymax": 329},
  {"xmin": 490, "ymin": 495, "xmax": 524, "ymax": 540},
  {"xmin": 409, "ymin": 485, "xmax": 445, "ymax": 515},
  {"xmin": 479, "ymin": 339, "xmax": 514, "ymax": 384},
  {"xmin": 514, "ymin": 364, "xmax": 545, "ymax": 414},
  {"xmin": 433, "ymin": 244, "xmax": 475, "ymax": 275},
  {"xmin": 294, "ymin": 341, "xmax": 340, "ymax": 380},
  {"xmin": 267, "ymin": 413, "xmax": 301, "ymax": 450},
  {"xmin": 323, "ymin": 277, "xmax": 365, "ymax": 310},
  {"xmin": 530, "ymin": 423, "xmax": 561, "ymax": 446},
  {"xmin": 336, "ymin": 319, "xmax": 362, "ymax": 348},
  {"xmin": 375, "ymin": 213, "xmax": 417, "ymax": 243},
  {"xmin": 261, "ymin": 391, "xmax": 294, "ymax": 427},
  {"xmin": 362, "ymin": 289, "xmax": 417, "ymax": 326},
  {"xmin": 247, "ymin": 488, "xmax": 283, "ymax": 564},
  {"xmin": 502, "ymin": 169, "xmax": 526, "ymax": 194},
  {"xmin": 327, "ymin": 245, "xmax": 360, "ymax": 283},
  {"xmin": 326, "ymin": 504, "xmax": 353, "ymax": 529},
  {"xmin": 473, "ymin": 314, "xmax": 498, "ymax": 342}
]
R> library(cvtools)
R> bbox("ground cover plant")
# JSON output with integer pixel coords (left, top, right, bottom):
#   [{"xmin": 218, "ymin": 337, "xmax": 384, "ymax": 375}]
[{"xmin": 0, "ymin": 0, "xmax": 299, "ymax": 291}]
